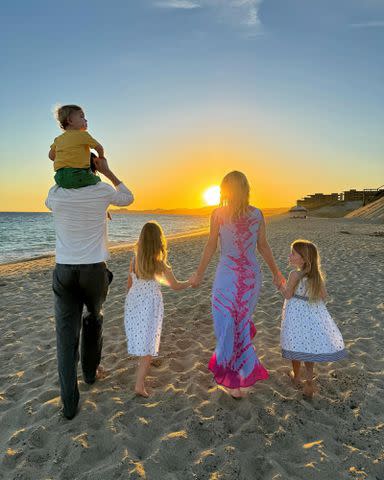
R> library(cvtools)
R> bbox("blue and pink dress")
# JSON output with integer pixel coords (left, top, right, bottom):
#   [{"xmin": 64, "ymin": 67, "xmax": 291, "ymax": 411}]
[{"xmin": 208, "ymin": 206, "xmax": 269, "ymax": 388}]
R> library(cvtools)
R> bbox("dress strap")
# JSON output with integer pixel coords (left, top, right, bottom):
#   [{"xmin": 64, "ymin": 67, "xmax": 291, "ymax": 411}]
[{"xmin": 293, "ymin": 294, "xmax": 309, "ymax": 301}]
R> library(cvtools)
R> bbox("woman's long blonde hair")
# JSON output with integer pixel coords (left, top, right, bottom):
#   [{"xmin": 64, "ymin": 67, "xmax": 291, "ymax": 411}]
[
  {"xmin": 292, "ymin": 239, "xmax": 325, "ymax": 302},
  {"xmin": 135, "ymin": 222, "xmax": 168, "ymax": 279},
  {"xmin": 220, "ymin": 171, "xmax": 250, "ymax": 221}
]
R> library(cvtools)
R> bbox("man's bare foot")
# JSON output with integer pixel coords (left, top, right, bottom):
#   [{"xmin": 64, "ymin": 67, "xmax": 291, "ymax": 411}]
[
  {"xmin": 287, "ymin": 370, "xmax": 302, "ymax": 388},
  {"xmin": 96, "ymin": 366, "xmax": 107, "ymax": 380},
  {"xmin": 135, "ymin": 386, "xmax": 150, "ymax": 398},
  {"xmin": 303, "ymin": 380, "xmax": 315, "ymax": 399}
]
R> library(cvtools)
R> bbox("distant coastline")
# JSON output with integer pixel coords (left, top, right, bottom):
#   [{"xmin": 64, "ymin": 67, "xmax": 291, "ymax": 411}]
[{"xmin": 109, "ymin": 206, "xmax": 289, "ymax": 216}]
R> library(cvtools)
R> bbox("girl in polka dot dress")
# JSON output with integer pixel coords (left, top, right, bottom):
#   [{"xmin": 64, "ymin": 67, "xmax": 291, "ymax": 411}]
[
  {"xmin": 279, "ymin": 240, "xmax": 346, "ymax": 398},
  {"xmin": 124, "ymin": 221, "xmax": 191, "ymax": 397}
]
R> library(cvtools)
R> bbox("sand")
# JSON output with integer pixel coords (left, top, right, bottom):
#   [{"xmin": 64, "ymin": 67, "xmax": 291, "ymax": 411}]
[{"xmin": 0, "ymin": 216, "xmax": 383, "ymax": 480}]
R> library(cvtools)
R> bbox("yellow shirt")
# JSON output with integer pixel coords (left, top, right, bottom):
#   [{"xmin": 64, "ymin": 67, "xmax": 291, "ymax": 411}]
[{"xmin": 51, "ymin": 130, "xmax": 99, "ymax": 171}]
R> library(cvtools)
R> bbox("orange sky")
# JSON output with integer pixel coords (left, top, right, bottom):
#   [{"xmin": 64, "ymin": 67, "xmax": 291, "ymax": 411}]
[{"xmin": 0, "ymin": 129, "xmax": 379, "ymax": 212}]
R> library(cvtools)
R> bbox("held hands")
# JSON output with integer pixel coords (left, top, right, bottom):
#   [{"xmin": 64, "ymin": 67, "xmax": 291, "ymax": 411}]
[
  {"xmin": 273, "ymin": 271, "xmax": 286, "ymax": 290},
  {"xmin": 189, "ymin": 272, "xmax": 203, "ymax": 288}
]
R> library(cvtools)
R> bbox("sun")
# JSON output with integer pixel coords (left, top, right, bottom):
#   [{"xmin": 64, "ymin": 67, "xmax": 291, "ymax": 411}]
[{"xmin": 203, "ymin": 185, "xmax": 221, "ymax": 206}]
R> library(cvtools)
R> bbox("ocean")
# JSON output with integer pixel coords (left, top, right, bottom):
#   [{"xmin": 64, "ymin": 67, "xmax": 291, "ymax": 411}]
[{"xmin": 0, "ymin": 212, "xmax": 209, "ymax": 264}]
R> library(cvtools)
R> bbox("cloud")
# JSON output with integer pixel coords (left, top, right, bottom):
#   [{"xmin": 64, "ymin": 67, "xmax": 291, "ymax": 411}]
[
  {"xmin": 153, "ymin": 0, "xmax": 264, "ymax": 31},
  {"xmin": 231, "ymin": 0, "xmax": 262, "ymax": 26},
  {"xmin": 350, "ymin": 20, "xmax": 384, "ymax": 28},
  {"xmin": 155, "ymin": 0, "xmax": 200, "ymax": 8}
]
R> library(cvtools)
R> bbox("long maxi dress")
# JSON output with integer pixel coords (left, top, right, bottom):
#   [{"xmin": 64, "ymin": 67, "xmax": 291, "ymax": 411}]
[{"xmin": 208, "ymin": 206, "xmax": 269, "ymax": 388}]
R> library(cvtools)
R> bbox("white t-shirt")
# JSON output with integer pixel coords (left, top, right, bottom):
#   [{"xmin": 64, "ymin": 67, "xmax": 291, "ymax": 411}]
[{"xmin": 45, "ymin": 182, "xmax": 134, "ymax": 264}]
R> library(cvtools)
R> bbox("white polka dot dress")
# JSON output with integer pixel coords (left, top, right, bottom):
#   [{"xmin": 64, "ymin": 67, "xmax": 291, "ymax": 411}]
[
  {"xmin": 124, "ymin": 273, "xmax": 164, "ymax": 357},
  {"xmin": 280, "ymin": 278, "xmax": 346, "ymax": 362}
]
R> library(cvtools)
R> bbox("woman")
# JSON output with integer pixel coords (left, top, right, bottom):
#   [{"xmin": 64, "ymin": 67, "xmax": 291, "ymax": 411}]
[{"xmin": 190, "ymin": 171, "xmax": 284, "ymax": 398}]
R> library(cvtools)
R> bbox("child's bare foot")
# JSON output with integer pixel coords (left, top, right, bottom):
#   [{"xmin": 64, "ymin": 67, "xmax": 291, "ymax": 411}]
[
  {"xmin": 287, "ymin": 370, "xmax": 302, "ymax": 388},
  {"xmin": 135, "ymin": 386, "xmax": 150, "ymax": 398},
  {"xmin": 303, "ymin": 380, "xmax": 315, "ymax": 399}
]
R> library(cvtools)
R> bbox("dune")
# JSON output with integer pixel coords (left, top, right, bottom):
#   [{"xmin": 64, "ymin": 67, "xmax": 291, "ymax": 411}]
[{"xmin": 345, "ymin": 196, "xmax": 384, "ymax": 223}]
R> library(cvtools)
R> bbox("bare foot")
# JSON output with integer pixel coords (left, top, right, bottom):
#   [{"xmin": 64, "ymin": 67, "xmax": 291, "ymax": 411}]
[
  {"xmin": 96, "ymin": 365, "xmax": 107, "ymax": 380},
  {"xmin": 135, "ymin": 386, "xmax": 150, "ymax": 398},
  {"xmin": 303, "ymin": 380, "xmax": 315, "ymax": 399},
  {"xmin": 229, "ymin": 388, "xmax": 243, "ymax": 399},
  {"xmin": 287, "ymin": 370, "xmax": 302, "ymax": 388},
  {"xmin": 240, "ymin": 387, "xmax": 252, "ymax": 397}
]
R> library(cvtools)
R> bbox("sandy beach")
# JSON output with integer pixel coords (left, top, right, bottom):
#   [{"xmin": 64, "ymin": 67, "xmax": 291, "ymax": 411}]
[{"xmin": 0, "ymin": 216, "xmax": 383, "ymax": 480}]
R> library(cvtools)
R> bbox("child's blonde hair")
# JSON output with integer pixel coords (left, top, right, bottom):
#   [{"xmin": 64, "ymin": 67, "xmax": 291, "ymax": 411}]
[
  {"xmin": 55, "ymin": 104, "xmax": 83, "ymax": 130},
  {"xmin": 292, "ymin": 239, "xmax": 325, "ymax": 302},
  {"xmin": 220, "ymin": 171, "xmax": 250, "ymax": 221},
  {"xmin": 135, "ymin": 222, "xmax": 168, "ymax": 280}
]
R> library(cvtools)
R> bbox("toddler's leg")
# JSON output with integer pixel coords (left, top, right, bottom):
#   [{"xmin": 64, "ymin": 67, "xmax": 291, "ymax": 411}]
[
  {"xmin": 135, "ymin": 355, "xmax": 152, "ymax": 397},
  {"xmin": 303, "ymin": 362, "xmax": 315, "ymax": 398}
]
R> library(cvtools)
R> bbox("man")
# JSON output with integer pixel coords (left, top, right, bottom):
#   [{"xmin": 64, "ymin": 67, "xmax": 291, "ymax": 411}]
[{"xmin": 46, "ymin": 158, "xmax": 134, "ymax": 419}]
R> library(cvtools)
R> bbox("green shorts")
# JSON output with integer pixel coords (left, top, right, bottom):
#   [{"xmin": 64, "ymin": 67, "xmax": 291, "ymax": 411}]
[{"xmin": 54, "ymin": 168, "xmax": 101, "ymax": 189}]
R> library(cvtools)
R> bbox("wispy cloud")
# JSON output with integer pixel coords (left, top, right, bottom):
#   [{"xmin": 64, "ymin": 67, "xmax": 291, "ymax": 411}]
[
  {"xmin": 350, "ymin": 20, "xmax": 384, "ymax": 28},
  {"xmin": 153, "ymin": 0, "xmax": 264, "ymax": 32},
  {"xmin": 231, "ymin": 0, "xmax": 262, "ymax": 27},
  {"xmin": 155, "ymin": 0, "xmax": 200, "ymax": 9}
]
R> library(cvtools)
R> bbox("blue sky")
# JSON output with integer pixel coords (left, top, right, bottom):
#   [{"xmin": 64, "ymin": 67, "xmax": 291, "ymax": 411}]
[{"xmin": 0, "ymin": 0, "xmax": 383, "ymax": 210}]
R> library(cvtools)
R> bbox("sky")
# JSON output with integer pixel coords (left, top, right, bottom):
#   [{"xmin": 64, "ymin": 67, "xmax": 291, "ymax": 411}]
[{"xmin": 0, "ymin": 0, "xmax": 383, "ymax": 211}]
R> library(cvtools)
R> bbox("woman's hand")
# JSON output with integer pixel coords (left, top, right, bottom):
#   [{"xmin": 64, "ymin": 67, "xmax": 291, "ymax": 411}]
[
  {"xmin": 273, "ymin": 271, "xmax": 286, "ymax": 289},
  {"xmin": 189, "ymin": 272, "xmax": 203, "ymax": 288}
]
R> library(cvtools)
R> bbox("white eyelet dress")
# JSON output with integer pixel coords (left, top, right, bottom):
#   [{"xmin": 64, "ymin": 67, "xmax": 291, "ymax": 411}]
[
  {"xmin": 280, "ymin": 277, "xmax": 347, "ymax": 362},
  {"xmin": 124, "ymin": 272, "xmax": 164, "ymax": 357}
]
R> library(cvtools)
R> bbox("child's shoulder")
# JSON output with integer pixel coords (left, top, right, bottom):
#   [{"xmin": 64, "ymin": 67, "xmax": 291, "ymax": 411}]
[
  {"xmin": 288, "ymin": 270, "xmax": 304, "ymax": 282},
  {"xmin": 53, "ymin": 131, "xmax": 66, "ymax": 142}
]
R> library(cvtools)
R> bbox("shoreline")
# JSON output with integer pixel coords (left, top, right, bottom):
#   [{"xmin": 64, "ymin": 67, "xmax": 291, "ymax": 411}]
[
  {"xmin": 1, "ymin": 213, "xmax": 381, "ymax": 274},
  {"xmin": 0, "ymin": 212, "xmax": 291, "ymax": 271},
  {"xmin": 0, "ymin": 227, "xmax": 210, "ymax": 274}
]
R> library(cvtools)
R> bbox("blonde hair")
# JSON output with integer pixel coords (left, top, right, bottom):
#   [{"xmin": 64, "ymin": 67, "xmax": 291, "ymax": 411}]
[
  {"xmin": 135, "ymin": 222, "xmax": 168, "ymax": 280},
  {"xmin": 55, "ymin": 104, "xmax": 83, "ymax": 130},
  {"xmin": 292, "ymin": 239, "xmax": 325, "ymax": 302},
  {"xmin": 220, "ymin": 171, "xmax": 250, "ymax": 221}
]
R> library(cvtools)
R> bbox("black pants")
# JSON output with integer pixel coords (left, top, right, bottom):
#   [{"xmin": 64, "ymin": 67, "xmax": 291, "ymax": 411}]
[{"xmin": 52, "ymin": 262, "xmax": 112, "ymax": 419}]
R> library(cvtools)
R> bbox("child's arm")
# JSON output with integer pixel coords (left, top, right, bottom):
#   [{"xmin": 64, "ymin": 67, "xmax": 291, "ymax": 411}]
[
  {"xmin": 279, "ymin": 271, "xmax": 301, "ymax": 299},
  {"xmin": 48, "ymin": 146, "xmax": 56, "ymax": 161},
  {"xmin": 126, "ymin": 257, "xmax": 134, "ymax": 292},
  {"xmin": 163, "ymin": 265, "xmax": 191, "ymax": 291}
]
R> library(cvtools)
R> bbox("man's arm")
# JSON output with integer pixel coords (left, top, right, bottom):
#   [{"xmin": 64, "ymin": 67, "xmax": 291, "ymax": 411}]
[
  {"xmin": 94, "ymin": 157, "xmax": 134, "ymax": 206},
  {"xmin": 93, "ymin": 143, "xmax": 105, "ymax": 159}
]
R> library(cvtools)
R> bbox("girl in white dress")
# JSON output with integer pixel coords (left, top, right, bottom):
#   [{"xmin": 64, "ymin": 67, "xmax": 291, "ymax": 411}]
[
  {"xmin": 279, "ymin": 239, "xmax": 346, "ymax": 398},
  {"xmin": 124, "ymin": 221, "xmax": 190, "ymax": 397}
]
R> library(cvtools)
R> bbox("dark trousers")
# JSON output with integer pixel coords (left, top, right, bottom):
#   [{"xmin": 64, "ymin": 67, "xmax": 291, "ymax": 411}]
[{"xmin": 52, "ymin": 262, "xmax": 112, "ymax": 419}]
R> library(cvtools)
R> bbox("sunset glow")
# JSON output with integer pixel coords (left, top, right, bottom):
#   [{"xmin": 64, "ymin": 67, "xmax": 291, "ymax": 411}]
[{"xmin": 203, "ymin": 186, "xmax": 221, "ymax": 206}]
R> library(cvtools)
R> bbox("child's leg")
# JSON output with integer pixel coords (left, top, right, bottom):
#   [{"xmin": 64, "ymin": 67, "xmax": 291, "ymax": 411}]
[
  {"xmin": 135, "ymin": 355, "xmax": 152, "ymax": 397},
  {"xmin": 303, "ymin": 362, "xmax": 315, "ymax": 398},
  {"xmin": 288, "ymin": 360, "xmax": 302, "ymax": 387}
]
